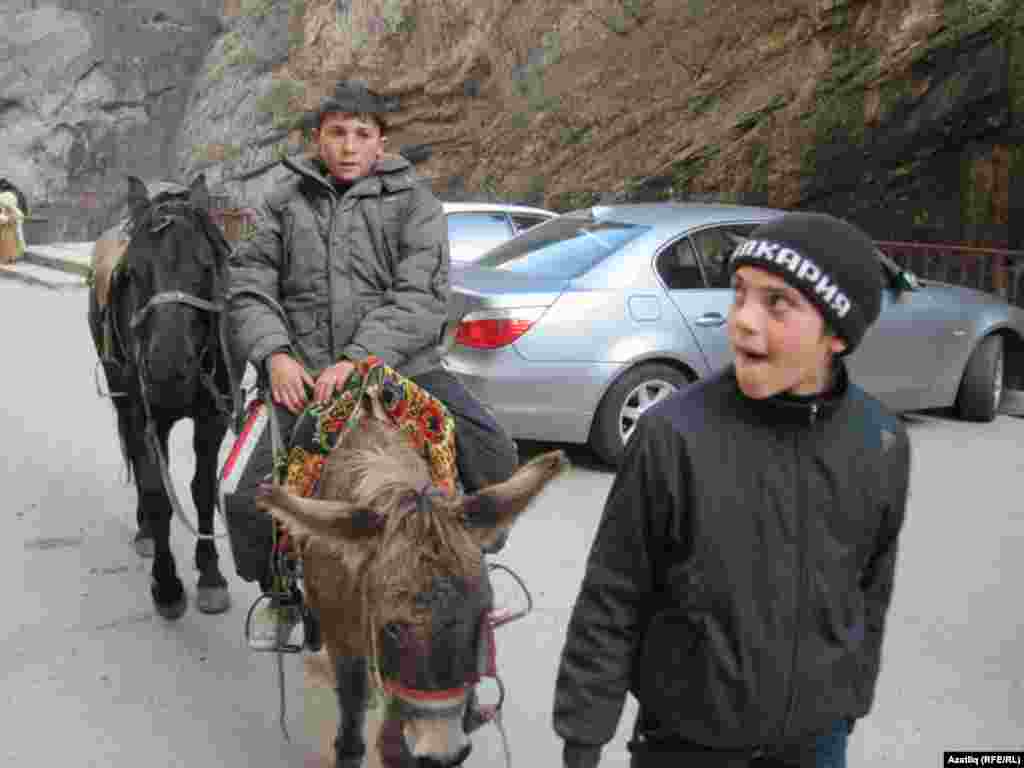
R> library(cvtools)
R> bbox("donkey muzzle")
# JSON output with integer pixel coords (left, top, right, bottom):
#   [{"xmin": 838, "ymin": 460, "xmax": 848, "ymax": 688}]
[
  {"xmin": 416, "ymin": 743, "xmax": 472, "ymax": 768},
  {"xmin": 404, "ymin": 715, "xmax": 472, "ymax": 766}
]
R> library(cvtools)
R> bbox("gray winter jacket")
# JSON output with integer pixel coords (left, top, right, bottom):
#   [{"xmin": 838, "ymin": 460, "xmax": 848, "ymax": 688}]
[{"xmin": 225, "ymin": 154, "xmax": 449, "ymax": 380}]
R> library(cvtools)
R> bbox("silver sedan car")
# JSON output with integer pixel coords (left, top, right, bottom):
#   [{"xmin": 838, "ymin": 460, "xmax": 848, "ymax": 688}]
[{"xmin": 443, "ymin": 203, "xmax": 1024, "ymax": 465}]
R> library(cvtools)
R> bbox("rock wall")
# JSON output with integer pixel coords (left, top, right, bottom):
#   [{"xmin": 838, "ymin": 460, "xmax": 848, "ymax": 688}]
[
  {"xmin": 0, "ymin": 0, "xmax": 223, "ymax": 241},
  {"xmin": 3, "ymin": 0, "xmax": 1022, "ymax": 248}
]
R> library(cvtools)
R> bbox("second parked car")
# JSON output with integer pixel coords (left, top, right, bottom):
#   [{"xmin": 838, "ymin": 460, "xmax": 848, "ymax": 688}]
[{"xmin": 443, "ymin": 202, "xmax": 556, "ymax": 266}]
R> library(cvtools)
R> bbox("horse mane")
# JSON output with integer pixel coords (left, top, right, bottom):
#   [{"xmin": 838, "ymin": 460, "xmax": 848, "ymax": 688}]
[{"xmin": 125, "ymin": 192, "xmax": 231, "ymax": 273}]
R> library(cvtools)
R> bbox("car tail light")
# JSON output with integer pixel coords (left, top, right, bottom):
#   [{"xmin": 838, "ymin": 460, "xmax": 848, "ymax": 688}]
[{"xmin": 454, "ymin": 308, "xmax": 546, "ymax": 350}]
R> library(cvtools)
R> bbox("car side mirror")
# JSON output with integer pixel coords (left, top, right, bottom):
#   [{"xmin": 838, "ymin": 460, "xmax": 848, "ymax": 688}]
[{"xmin": 895, "ymin": 270, "xmax": 920, "ymax": 292}]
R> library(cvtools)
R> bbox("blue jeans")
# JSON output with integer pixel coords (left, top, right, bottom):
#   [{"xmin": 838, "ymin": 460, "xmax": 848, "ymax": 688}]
[{"xmin": 755, "ymin": 719, "xmax": 850, "ymax": 768}]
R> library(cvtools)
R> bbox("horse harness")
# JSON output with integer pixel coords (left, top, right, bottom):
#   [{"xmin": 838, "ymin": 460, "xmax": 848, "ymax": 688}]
[{"xmin": 96, "ymin": 197, "xmax": 234, "ymax": 542}]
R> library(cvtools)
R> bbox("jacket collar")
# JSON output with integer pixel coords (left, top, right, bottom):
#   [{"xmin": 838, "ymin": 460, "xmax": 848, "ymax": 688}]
[
  {"xmin": 284, "ymin": 154, "xmax": 415, "ymax": 198},
  {"xmin": 729, "ymin": 360, "xmax": 849, "ymax": 427}
]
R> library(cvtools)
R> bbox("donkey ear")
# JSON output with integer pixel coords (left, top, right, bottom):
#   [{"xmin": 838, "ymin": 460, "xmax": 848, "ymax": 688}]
[
  {"xmin": 189, "ymin": 173, "xmax": 210, "ymax": 211},
  {"xmin": 459, "ymin": 450, "xmax": 568, "ymax": 550},
  {"xmin": 256, "ymin": 484, "xmax": 385, "ymax": 544}
]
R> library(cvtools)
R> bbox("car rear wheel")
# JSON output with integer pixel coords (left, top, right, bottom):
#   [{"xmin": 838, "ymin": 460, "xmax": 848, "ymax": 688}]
[
  {"xmin": 955, "ymin": 334, "xmax": 1004, "ymax": 422},
  {"xmin": 590, "ymin": 363, "xmax": 692, "ymax": 466}
]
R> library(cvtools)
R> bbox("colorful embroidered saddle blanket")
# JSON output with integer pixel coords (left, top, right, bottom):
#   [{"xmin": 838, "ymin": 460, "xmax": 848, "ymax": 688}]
[
  {"xmin": 279, "ymin": 357, "xmax": 458, "ymax": 499},
  {"xmin": 269, "ymin": 358, "xmax": 457, "ymax": 559}
]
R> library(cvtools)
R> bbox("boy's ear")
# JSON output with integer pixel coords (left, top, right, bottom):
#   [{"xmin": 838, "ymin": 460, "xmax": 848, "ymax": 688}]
[{"xmin": 828, "ymin": 335, "xmax": 847, "ymax": 355}]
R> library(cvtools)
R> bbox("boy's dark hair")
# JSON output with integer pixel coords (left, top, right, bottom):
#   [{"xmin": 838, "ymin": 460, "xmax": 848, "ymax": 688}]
[{"xmin": 312, "ymin": 81, "xmax": 398, "ymax": 135}]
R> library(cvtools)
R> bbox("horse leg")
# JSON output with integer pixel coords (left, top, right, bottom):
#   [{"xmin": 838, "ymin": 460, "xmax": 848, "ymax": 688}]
[
  {"xmin": 138, "ymin": 419, "xmax": 187, "ymax": 620},
  {"xmin": 193, "ymin": 415, "xmax": 230, "ymax": 614},
  {"xmin": 133, "ymin": 493, "xmax": 154, "ymax": 558},
  {"xmin": 332, "ymin": 653, "xmax": 370, "ymax": 768},
  {"xmin": 112, "ymin": 391, "xmax": 155, "ymax": 558}
]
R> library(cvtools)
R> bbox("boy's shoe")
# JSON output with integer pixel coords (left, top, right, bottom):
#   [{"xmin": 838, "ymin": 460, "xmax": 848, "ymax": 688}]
[{"xmin": 248, "ymin": 595, "xmax": 303, "ymax": 652}]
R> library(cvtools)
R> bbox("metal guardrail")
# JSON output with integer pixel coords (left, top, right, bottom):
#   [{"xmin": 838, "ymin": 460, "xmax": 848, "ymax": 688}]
[{"xmin": 876, "ymin": 241, "xmax": 1024, "ymax": 307}]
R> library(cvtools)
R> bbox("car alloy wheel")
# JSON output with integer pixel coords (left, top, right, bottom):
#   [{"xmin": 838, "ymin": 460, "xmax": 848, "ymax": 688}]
[
  {"xmin": 619, "ymin": 379, "xmax": 679, "ymax": 444},
  {"xmin": 591, "ymin": 363, "xmax": 693, "ymax": 467}
]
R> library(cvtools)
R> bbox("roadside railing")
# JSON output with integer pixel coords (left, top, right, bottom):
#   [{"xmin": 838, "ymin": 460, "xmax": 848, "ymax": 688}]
[{"xmin": 876, "ymin": 241, "xmax": 1024, "ymax": 308}]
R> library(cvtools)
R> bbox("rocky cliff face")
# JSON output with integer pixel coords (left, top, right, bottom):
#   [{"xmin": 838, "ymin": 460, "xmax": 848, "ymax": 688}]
[
  {"xmin": 0, "ymin": 0, "xmax": 222, "ymax": 240},
  {"xmin": 3, "ymin": 0, "xmax": 1022, "ymax": 248}
]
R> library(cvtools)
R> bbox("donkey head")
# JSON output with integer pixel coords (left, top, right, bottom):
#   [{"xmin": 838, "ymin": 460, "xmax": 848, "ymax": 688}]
[
  {"xmin": 116, "ymin": 174, "xmax": 228, "ymax": 409},
  {"xmin": 256, "ymin": 418, "xmax": 567, "ymax": 766}
]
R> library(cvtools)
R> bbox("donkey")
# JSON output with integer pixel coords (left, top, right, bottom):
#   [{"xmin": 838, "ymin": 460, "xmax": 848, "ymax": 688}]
[
  {"xmin": 257, "ymin": 410, "xmax": 567, "ymax": 768},
  {"xmin": 88, "ymin": 174, "xmax": 234, "ymax": 619}
]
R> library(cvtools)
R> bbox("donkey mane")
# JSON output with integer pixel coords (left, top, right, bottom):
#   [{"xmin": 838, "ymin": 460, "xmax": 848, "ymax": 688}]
[{"xmin": 326, "ymin": 420, "xmax": 483, "ymax": 632}]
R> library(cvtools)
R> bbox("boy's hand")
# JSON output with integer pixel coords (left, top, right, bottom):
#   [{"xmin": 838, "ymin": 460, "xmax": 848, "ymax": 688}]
[
  {"xmin": 268, "ymin": 353, "xmax": 315, "ymax": 414},
  {"xmin": 313, "ymin": 360, "xmax": 355, "ymax": 404}
]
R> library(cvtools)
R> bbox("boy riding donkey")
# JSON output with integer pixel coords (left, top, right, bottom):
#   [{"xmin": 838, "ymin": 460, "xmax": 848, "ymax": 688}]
[
  {"xmin": 222, "ymin": 81, "xmax": 519, "ymax": 765},
  {"xmin": 554, "ymin": 213, "xmax": 912, "ymax": 768}
]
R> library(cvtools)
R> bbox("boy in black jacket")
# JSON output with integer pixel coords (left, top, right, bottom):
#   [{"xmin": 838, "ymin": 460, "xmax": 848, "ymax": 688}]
[{"xmin": 553, "ymin": 212, "xmax": 911, "ymax": 768}]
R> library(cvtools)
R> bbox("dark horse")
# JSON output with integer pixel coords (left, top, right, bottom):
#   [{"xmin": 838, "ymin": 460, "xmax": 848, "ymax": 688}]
[{"xmin": 88, "ymin": 174, "xmax": 234, "ymax": 619}]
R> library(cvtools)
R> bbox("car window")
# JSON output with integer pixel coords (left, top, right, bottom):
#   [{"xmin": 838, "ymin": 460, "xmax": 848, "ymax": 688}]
[
  {"xmin": 510, "ymin": 214, "xmax": 549, "ymax": 233},
  {"xmin": 691, "ymin": 224, "xmax": 760, "ymax": 288},
  {"xmin": 447, "ymin": 213, "xmax": 513, "ymax": 264},
  {"xmin": 657, "ymin": 238, "xmax": 705, "ymax": 290},
  {"xmin": 476, "ymin": 217, "xmax": 649, "ymax": 280}
]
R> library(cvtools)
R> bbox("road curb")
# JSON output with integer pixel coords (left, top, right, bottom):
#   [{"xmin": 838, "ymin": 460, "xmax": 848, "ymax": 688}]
[
  {"xmin": 21, "ymin": 248, "xmax": 92, "ymax": 277},
  {"xmin": 0, "ymin": 262, "xmax": 87, "ymax": 290},
  {"xmin": 0, "ymin": 265, "xmax": 70, "ymax": 290}
]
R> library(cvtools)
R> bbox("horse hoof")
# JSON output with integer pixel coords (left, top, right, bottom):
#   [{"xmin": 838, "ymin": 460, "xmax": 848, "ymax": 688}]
[
  {"xmin": 133, "ymin": 533, "xmax": 155, "ymax": 558},
  {"xmin": 197, "ymin": 585, "xmax": 231, "ymax": 614},
  {"xmin": 154, "ymin": 593, "xmax": 188, "ymax": 620},
  {"xmin": 151, "ymin": 581, "xmax": 188, "ymax": 620}
]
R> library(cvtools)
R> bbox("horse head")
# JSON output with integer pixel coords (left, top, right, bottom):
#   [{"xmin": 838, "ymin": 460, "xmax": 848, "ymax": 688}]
[
  {"xmin": 113, "ymin": 173, "xmax": 231, "ymax": 410},
  {"xmin": 256, "ymin": 416, "xmax": 568, "ymax": 766}
]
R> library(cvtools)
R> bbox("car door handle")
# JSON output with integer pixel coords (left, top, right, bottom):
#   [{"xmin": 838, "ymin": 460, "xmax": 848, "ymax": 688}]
[{"xmin": 694, "ymin": 312, "xmax": 726, "ymax": 327}]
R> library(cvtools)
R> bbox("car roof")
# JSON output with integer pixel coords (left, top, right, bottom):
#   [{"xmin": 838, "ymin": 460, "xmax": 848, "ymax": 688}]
[
  {"xmin": 562, "ymin": 202, "xmax": 785, "ymax": 229},
  {"xmin": 441, "ymin": 201, "xmax": 557, "ymax": 217}
]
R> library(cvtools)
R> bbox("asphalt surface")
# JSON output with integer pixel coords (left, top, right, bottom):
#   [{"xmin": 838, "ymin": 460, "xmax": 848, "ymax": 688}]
[{"xmin": 3, "ymin": 257, "xmax": 1024, "ymax": 767}]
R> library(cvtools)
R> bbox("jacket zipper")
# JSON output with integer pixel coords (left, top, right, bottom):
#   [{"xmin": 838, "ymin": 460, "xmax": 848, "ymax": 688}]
[
  {"xmin": 780, "ymin": 427, "xmax": 809, "ymax": 739},
  {"xmin": 326, "ymin": 190, "xmax": 339, "ymax": 359}
]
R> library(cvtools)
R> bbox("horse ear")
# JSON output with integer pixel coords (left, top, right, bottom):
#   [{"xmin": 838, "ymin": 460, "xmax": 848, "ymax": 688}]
[
  {"xmin": 122, "ymin": 175, "xmax": 149, "ymax": 209},
  {"xmin": 459, "ymin": 450, "xmax": 568, "ymax": 550},
  {"xmin": 189, "ymin": 173, "xmax": 210, "ymax": 211},
  {"xmin": 256, "ymin": 484, "xmax": 385, "ymax": 545},
  {"xmin": 124, "ymin": 174, "xmax": 148, "ymax": 199}
]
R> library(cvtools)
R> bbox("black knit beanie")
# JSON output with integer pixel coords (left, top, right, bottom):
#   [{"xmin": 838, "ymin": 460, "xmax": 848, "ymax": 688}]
[{"xmin": 728, "ymin": 212, "xmax": 884, "ymax": 354}]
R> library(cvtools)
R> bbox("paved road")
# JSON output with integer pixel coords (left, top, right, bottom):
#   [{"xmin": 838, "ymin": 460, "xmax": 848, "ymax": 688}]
[{"xmin": 4, "ymin": 279, "xmax": 1023, "ymax": 767}]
